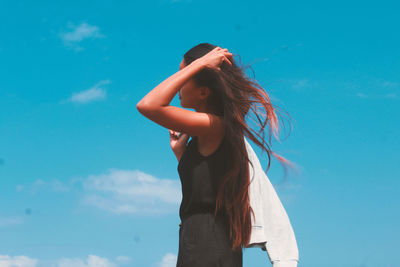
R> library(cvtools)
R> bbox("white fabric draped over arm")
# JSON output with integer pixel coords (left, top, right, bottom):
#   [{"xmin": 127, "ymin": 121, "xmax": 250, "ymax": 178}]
[{"xmin": 244, "ymin": 137, "xmax": 299, "ymax": 266}]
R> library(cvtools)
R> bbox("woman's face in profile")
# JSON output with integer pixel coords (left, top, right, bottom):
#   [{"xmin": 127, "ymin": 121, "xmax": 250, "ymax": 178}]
[{"xmin": 178, "ymin": 58, "xmax": 201, "ymax": 109}]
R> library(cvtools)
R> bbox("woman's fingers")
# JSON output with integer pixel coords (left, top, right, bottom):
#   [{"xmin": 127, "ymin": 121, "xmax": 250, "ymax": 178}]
[
  {"xmin": 224, "ymin": 56, "xmax": 232, "ymax": 66},
  {"xmin": 218, "ymin": 48, "xmax": 233, "ymax": 66},
  {"xmin": 227, "ymin": 52, "xmax": 233, "ymax": 63},
  {"xmin": 202, "ymin": 47, "xmax": 234, "ymax": 70},
  {"xmin": 169, "ymin": 130, "xmax": 177, "ymax": 139},
  {"xmin": 169, "ymin": 129, "xmax": 182, "ymax": 139},
  {"xmin": 219, "ymin": 56, "xmax": 232, "ymax": 67},
  {"xmin": 223, "ymin": 50, "xmax": 233, "ymax": 63}
]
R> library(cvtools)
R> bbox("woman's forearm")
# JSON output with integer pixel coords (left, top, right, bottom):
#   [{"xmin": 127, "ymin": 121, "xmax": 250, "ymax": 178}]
[{"xmin": 137, "ymin": 59, "xmax": 204, "ymax": 108}]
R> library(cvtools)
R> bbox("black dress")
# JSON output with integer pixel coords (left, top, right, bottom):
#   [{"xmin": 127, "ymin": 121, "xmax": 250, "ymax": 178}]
[{"xmin": 176, "ymin": 135, "xmax": 243, "ymax": 267}]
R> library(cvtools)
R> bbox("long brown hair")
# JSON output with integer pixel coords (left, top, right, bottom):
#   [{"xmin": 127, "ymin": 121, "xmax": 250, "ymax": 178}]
[{"xmin": 183, "ymin": 43, "xmax": 297, "ymax": 252}]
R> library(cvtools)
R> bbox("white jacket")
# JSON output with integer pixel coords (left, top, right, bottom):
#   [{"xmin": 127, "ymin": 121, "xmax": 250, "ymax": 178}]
[{"xmin": 244, "ymin": 137, "xmax": 299, "ymax": 267}]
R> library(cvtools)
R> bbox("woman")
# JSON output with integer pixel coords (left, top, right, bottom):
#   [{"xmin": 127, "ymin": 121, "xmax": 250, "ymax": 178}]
[{"xmin": 137, "ymin": 43, "xmax": 294, "ymax": 267}]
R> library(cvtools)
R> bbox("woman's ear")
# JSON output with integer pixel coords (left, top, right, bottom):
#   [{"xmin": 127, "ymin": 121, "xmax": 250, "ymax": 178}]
[{"xmin": 199, "ymin": 86, "xmax": 211, "ymax": 100}]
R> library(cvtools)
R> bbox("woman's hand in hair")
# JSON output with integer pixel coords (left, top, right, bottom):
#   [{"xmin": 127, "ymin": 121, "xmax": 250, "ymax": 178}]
[
  {"xmin": 196, "ymin": 46, "xmax": 233, "ymax": 71},
  {"xmin": 169, "ymin": 130, "xmax": 190, "ymax": 161}
]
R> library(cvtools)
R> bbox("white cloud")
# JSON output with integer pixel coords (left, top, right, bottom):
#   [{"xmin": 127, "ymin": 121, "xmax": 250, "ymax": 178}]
[
  {"xmin": 270, "ymin": 78, "xmax": 316, "ymax": 93},
  {"xmin": 0, "ymin": 217, "xmax": 24, "ymax": 227},
  {"xmin": 0, "ymin": 255, "xmax": 38, "ymax": 267},
  {"xmin": 59, "ymin": 22, "xmax": 105, "ymax": 51},
  {"xmin": 346, "ymin": 78, "xmax": 399, "ymax": 99},
  {"xmin": 15, "ymin": 185, "xmax": 24, "ymax": 192},
  {"xmin": 56, "ymin": 255, "xmax": 116, "ymax": 267},
  {"xmin": 356, "ymin": 92, "xmax": 398, "ymax": 99},
  {"xmin": 67, "ymin": 80, "xmax": 110, "ymax": 104},
  {"xmin": 114, "ymin": 256, "xmax": 131, "ymax": 265},
  {"xmin": 31, "ymin": 179, "xmax": 70, "ymax": 193},
  {"xmin": 356, "ymin": 92, "xmax": 368, "ymax": 98},
  {"xmin": 0, "ymin": 255, "xmax": 132, "ymax": 267},
  {"xmin": 381, "ymin": 81, "xmax": 399, "ymax": 88},
  {"xmin": 16, "ymin": 168, "xmax": 181, "ymax": 215},
  {"xmin": 291, "ymin": 78, "xmax": 310, "ymax": 90},
  {"xmin": 18, "ymin": 164, "xmax": 301, "ymax": 215},
  {"xmin": 158, "ymin": 253, "xmax": 177, "ymax": 267},
  {"xmin": 82, "ymin": 168, "xmax": 181, "ymax": 215},
  {"xmin": 16, "ymin": 178, "xmax": 81, "ymax": 194}
]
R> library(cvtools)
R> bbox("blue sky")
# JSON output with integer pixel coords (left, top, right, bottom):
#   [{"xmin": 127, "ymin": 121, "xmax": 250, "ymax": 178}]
[{"xmin": 1, "ymin": 0, "xmax": 399, "ymax": 266}]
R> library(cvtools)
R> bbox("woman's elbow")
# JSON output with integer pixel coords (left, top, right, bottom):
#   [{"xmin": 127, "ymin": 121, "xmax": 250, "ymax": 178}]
[{"xmin": 136, "ymin": 101, "xmax": 149, "ymax": 113}]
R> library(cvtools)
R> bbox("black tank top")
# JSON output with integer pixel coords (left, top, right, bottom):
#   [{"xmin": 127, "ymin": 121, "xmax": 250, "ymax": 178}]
[{"xmin": 177, "ymin": 135, "xmax": 228, "ymax": 222}]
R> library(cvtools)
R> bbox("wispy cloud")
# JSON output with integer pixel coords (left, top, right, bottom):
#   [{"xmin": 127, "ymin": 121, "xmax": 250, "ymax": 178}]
[
  {"xmin": 0, "ymin": 255, "xmax": 38, "ymax": 267},
  {"xmin": 59, "ymin": 22, "xmax": 105, "ymax": 52},
  {"xmin": 0, "ymin": 254, "xmax": 132, "ymax": 267},
  {"xmin": 81, "ymin": 168, "xmax": 181, "ymax": 215},
  {"xmin": 381, "ymin": 81, "xmax": 399, "ymax": 88},
  {"xmin": 345, "ymin": 78, "xmax": 399, "ymax": 99},
  {"xmin": 291, "ymin": 78, "xmax": 310, "ymax": 90},
  {"xmin": 114, "ymin": 256, "xmax": 132, "ymax": 265},
  {"xmin": 267, "ymin": 78, "xmax": 316, "ymax": 93},
  {"xmin": 356, "ymin": 92, "xmax": 398, "ymax": 99},
  {"xmin": 31, "ymin": 179, "xmax": 70, "ymax": 193},
  {"xmin": 158, "ymin": 253, "xmax": 177, "ymax": 267},
  {"xmin": 66, "ymin": 80, "xmax": 110, "ymax": 104},
  {"xmin": 18, "ymin": 168, "xmax": 181, "ymax": 215},
  {"xmin": 16, "ymin": 178, "xmax": 80, "ymax": 195},
  {"xmin": 280, "ymin": 43, "xmax": 303, "ymax": 51},
  {"xmin": 0, "ymin": 216, "xmax": 24, "ymax": 227},
  {"xmin": 56, "ymin": 254, "xmax": 117, "ymax": 267}
]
